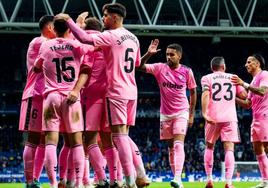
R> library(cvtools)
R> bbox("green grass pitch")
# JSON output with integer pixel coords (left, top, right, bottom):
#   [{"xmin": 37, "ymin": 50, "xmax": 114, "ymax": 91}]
[{"xmin": 0, "ymin": 182, "xmax": 260, "ymax": 188}]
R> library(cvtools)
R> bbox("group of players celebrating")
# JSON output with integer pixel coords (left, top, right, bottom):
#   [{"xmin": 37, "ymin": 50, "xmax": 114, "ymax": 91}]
[{"xmin": 18, "ymin": 2, "xmax": 268, "ymax": 188}]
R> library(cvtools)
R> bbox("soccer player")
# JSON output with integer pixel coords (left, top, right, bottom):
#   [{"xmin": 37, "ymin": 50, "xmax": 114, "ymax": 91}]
[
  {"xmin": 231, "ymin": 54, "xmax": 268, "ymax": 188},
  {"xmin": 138, "ymin": 39, "xmax": 197, "ymax": 188},
  {"xmin": 201, "ymin": 57, "xmax": 247, "ymax": 188},
  {"xmin": 56, "ymin": 3, "xmax": 145, "ymax": 187},
  {"xmin": 19, "ymin": 15, "xmax": 55, "ymax": 188},
  {"xmin": 68, "ymin": 16, "xmax": 113, "ymax": 188},
  {"xmin": 34, "ymin": 19, "xmax": 89, "ymax": 188}
]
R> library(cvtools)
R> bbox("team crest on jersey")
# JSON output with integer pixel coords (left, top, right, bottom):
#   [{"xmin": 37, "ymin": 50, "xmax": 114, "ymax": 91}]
[{"xmin": 178, "ymin": 75, "xmax": 186, "ymax": 82}]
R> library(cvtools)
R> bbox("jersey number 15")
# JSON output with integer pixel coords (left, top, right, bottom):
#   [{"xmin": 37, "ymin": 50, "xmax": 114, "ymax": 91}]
[{"xmin": 52, "ymin": 57, "xmax": 75, "ymax": 83}]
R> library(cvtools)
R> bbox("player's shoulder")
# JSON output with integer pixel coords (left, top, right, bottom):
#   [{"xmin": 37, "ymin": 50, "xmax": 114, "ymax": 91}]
[
  {"xmin": 180, "ymin": 64, "xmax": 192, "ymax": 71},
  {"xmin": 29, "ymin": 36, "xmax": 46, "ymax": 48},
  {"xmin": 261, "ymin": 70, "xmax": 268, "ymax": 76}
]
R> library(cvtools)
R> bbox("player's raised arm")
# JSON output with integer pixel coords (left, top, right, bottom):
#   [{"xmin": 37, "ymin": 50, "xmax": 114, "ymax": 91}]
[
  {"xmin": 56, "ymin": 13, "xmax": 94, "ymax": 45},
  {"xmin": 137, "ymin": 39, "xmax": 160, "ymax": 72}
]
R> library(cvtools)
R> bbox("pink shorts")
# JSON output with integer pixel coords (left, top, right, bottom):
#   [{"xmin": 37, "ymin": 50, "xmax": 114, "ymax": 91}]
[
  {"xmin": 82, "ymin": 101, "xmax": 110, "ymax": 132},
  {"xmin": 160, "ymin": 117, "xmax": 188, "ymax": 140},
  {"xmin": 205, "ymin": 121, "xmax": 240, "ymax": 144},
  {"xmin": 106, "ymin": 98, "xmax": 137, "ymax": 126},
  {"xmin": 19, "ymin": 96, "xmax": 43, "ymax": 132},
  {"xmin": 251, "ymin": 119, "xmax": 268, "ymax": 142},
  {"xmin": 42, "ymin": 92, "xmax": 83, "ymax": 133}
]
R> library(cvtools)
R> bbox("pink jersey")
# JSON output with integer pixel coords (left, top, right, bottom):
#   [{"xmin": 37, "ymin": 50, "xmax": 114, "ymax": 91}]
[
  {"xmin": 145, "ymin": 63, "xmax": 197, "ymax": 115},
  {"xmin": 201, "ymin": 71, "xmax": 244, "ymax": 122},
  {"xmin": 36, "ymin": 38, "xmax": 88, "ymax": 96},
  {"xmin": 81, "ymin": 30, "xmax": 107, "ymax": 104},
  {"xmin": 67, "ymin": 19, "xmax": 140, "ymax": 100},
  {"xmin": 248, "ymin": 70, "xmax": 268, "ymax": 120},
  {"xmin": 22, "ymin": 36, "xmax": 46, "ymax": 100}
]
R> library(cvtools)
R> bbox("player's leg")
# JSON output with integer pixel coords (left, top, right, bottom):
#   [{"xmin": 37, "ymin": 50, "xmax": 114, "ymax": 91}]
[
  {"xmin": 43, "ymin": 92, "xmax": 62, "ymax": 188},
  {"xmin": 204, "ymin": 122, "xmax": 220, "ymax": 188},
  {"xmin": 126, "ymin": 100, "xmax": 149, "ymax": 188},
  {"xmin": 58, "ymin": 133, "xmax": 71, "ymax": 188},
  {"xmin": 64, "ymin": 98, "xmax": 85, "ymax": 188},
  {"xmin": 107, "ymin": 97, "xmax": 136, "ymax": 187},
  {"xmin": 23, "ymin": 131, "xmax": 40, "ymax": 186},
  {"xmin": 223, "ymin": 141, "xmax": 235, "ymax": 188},
  {"xmin": 222, "ymin": 122, "xmax": 240, "ymax": 188},
  {"xmin": 251, "ymin": 120, "xmax": 268, "ymax": 188},
  {"xmin": 84, "ymin": 102, "xmax": 108, "ymax": 187},
  {"xmin": 101, "ymin": 131, "xmax": 119, "ymax": 187},
  {"xmin": 33, "ymin": 134, "xmax": 45, "ymax": 187},
  {"xmin": 20, "ymin": 96, "xmax": 43, "ymax": 187},
  {"xmin": 168, "ymin": 117, "xmax": 187, "ymax": 188}
]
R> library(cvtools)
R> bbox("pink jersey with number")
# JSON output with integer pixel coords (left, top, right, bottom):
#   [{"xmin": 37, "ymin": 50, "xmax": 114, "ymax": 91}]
[
  {"xmin": 145, "ymin": 63, "xmax": 197, "ymax": 115},
  {"xmin": 22, "ymin": 36, "xmax": 46, "ymax": 100},
  {"xmin": 67, "ymin": 19, "xmax": 140, "ymax": 100},
  {"xmin": 36, "ymin": 38, "xmax": 87, "ymax": 96},
  {"xmin": 201, "ymin": 71, "xmax": 245, "ymax": 122},
  {"xmin": 248, "ymin": 70, "xmax": 268, "ymax": 120},
  {"xmin": 81, "ymin": 30, "xmax": 106, "ymax": 104}
]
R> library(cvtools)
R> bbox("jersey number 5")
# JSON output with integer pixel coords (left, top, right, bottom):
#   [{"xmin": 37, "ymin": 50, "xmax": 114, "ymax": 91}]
[
  {"xmin": 52, "ymin": 57, "xmax": 75, "ymax": 83},
  {"xmin": 124, "ymin": 48, "xmax": 134, "ymax": 73}
]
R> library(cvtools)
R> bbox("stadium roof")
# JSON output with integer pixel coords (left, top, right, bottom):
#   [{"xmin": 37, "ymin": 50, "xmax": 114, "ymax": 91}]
[{"xmin": 0, "ymin": 0, "xmax": 268, "ymax": 38}]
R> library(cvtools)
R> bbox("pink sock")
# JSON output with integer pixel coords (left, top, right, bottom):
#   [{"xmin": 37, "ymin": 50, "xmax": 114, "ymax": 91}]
[
  {"xmin": 87, "ymin": 144, "xmax": 106, "ymax": 181},
  {"xmin": 72, "ymin": 145, "xmax": 85, "ymax": 186},
  {"xmin": 112, "ymin": 134, "xmax": 134, "ymax": 177},
  {"xmin": 204, "ymin": 148, "xmax": 214, "ymax": 177},
  {"xmin": 174, "ymin": 141, "xmax": 185, "ymax": 179},
  {"xmin": 44, "ymin": 144, "xmax": 57, "ymax": 186},
  {"xmin": 168, "ymin": 147, "xmax": 175, "ymax": 175},
  {"xmin": 23, "ymin": 143, "xmax": 37, "ymax": 183},
  {"xmin": 257, "ymin": 153, "xmax": 268, "ymax": 180},
  {"xmin": 128, "ymin": 136, "xmax": 146, "ymax": 178},
  {"xmin": 67, "ymin": 151, "xmax": 75, "ymax": 182},
  {"xmin": 225, "ymin": 150, "xmax": 235, "ymax": 181},
  {"xmin": 104, "ymin": 146, "xmax": 118, "ymax": 184},
  {"xmin": 83, "ymin": 156, "xmax": 90, "ymax": 185},
  {"xmin": 33, "ymin": 144, "xmax": 45, "ymax": 180},
  {"xmin": 58, "ymin": 145, "xmax": 70, "ymax": 180},
  {"xmin": 117, "ymin": 157, "xmax": 123, "ymax": 182}
]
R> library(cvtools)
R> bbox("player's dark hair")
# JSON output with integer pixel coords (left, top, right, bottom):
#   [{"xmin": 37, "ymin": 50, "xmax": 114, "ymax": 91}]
[
  {"xmin": 102, "ymin": 3, "xmax": 126, "ymax": 18},
  {"xmin": 84, "ymin": 17, "xmax": 103, "ymax": 32},
  {"xmin": 210, "ymin": 56, "xmax": 225, "ymax": 71},
  {"xmin": 167, "ymin": 43, "xmax": 182, "ymax": 54},
  {"xmin": 252, "ymin": 53, "xmax": 266, "ymax": 70},
  {"xmin": 53, "ymin": 19, "xmax": 68, "ymax": 37},
  {"xmin": 39, "ymin": 15, "xmax": 54, "ymax": 30}
]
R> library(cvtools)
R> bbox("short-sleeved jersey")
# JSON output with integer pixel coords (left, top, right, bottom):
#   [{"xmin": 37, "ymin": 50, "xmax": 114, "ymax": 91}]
[
  {"xmin": 22, "ymin": 36, "xmax": 46, "ymax": 100},
  {"xmin": 36, "ymin": 38, "xmax": 88, "ymax": 96},
  {"xmin": 248, "ymin": 70, "xmax": 268, "ymax": 120},
  {"xmin": 145, "ymin": 63, "xmax": 197, "ymax": 115},
  {"xmin": 201, "ymin": 71, "xmax": 244, "ymax": 122},
  {"xmin": 91, "ymin": 28, "xmax": 140, "ymax": 100},
  {"xmin": 81, "ymin": 30, "xmax": 107, "ymax": 104}
]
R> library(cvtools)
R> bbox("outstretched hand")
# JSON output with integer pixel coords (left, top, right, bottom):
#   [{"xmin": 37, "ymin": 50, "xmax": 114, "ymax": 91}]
[
  {"xmin": 147, "ymin": 39, "xmax": 161, "ymax": 55},
  {"xmin": 76, "ymin": 12, "xmax": 89, "ymax": 26},
  {"xmin": 231, "ymin": 75, "xmax": 244, "ymax": 86},
  {"xmin": 55, "ymin": 13, "xmax": 71, "ymax": 21}
]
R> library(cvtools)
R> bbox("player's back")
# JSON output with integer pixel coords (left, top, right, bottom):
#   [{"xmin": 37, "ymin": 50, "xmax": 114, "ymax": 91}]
[
  {"xmin": 40, "ymin": 38, "xmax": 85, "ymax": 96},
  {"xmin": 22, "ymin": 36, "xmax": 46, "ymax": 100},
  {"xmin": 201, "ymin": 71, "xmax": 238, "ymax": 122},
  {"xmin": 96, "ymin": 28, "xmax": 140, "ymax": 100}
]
